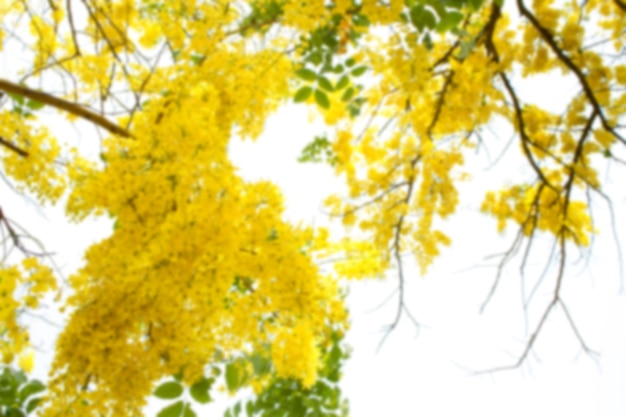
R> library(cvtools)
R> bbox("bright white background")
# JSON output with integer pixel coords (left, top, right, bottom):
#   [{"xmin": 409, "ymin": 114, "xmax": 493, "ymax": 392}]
[{"xmin": 2, "ymin": 56, "xmax": 625, "ymax": 417}]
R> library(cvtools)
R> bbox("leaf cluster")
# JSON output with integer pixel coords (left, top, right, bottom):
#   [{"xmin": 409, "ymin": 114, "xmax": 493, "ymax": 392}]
[
  {"xmin": 226, "ymin": 331, "xmax": 349, "ymax": 417},
  {"xmin": 297, "ymin": 135, "xmax": 338, "ymax": 166},
  {"xmin": 0, "ymin": 367, "xmax": 45, "ymax": 416},
  {"xmin": 153, "ymin": 373, "xmax": 216, "ymax": 417}
]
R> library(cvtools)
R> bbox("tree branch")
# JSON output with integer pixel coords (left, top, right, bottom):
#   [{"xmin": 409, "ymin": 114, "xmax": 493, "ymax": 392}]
[
  {"xmin": 0, "ymin": 78, "xmax": 132, "ymax": 138},
  {"xmin": 0, "ymin": 136, "xmax": 29, "ymax": 157}
]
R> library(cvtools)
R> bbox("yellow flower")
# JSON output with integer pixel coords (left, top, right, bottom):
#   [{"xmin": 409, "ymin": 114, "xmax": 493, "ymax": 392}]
[{"xmin": 18, "ymin": 350, "xmax": 34, "ymax": 373}]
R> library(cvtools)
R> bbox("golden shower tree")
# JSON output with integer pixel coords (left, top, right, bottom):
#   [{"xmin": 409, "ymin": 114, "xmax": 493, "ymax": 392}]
[{"xmin": 0, "ymin": 0, "xmax": 624, "ymax": 415}]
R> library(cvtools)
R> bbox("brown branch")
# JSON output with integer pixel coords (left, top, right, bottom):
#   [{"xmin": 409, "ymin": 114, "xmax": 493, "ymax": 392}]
[
  {"xmin": 475, "ymin": 235, "xmax": 567, "ymax": 373},
  {"xmin": 66, "ymin": 0, "xmax": 81, "ymax": 55},
  {"xmin": 614, "ymin": 0, "xmax": 626, "ymax": 12},
  {"xmin": 0, "ymin": 136, "xmax": 29, "ymax": 157},
  {"xmin": 499, "ymin": 72, "xmax": 556, "ymax": 190},
  {"xmin": 427, "ymin": 70, "xmax": 454, "ymax": 138},
  {"xmin": 0, "ymin": 78, "xmax": 132, "ymax": 138}
]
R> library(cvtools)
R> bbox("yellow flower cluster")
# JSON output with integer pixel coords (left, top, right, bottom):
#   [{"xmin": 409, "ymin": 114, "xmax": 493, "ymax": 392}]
[
  {"xmin": 271, "ymin": 322, "xmax": 320, "ymax": 388},
  {"xmin": 481, "ymin": 184, "xmax": 593, "ymax": 246},
  {"xmin": 0, "ymin": 258, "xmax": 57, "ymax": 366}
]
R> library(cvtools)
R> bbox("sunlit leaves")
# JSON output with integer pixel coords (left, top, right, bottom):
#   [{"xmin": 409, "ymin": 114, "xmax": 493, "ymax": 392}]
[
  {"xmin": 153, "ymin": 381, "xmax": 184, "ymax": 400},
  {"xmin": 153, "ymin": 375, "xmax": 216, "ymax": 416},
  {"xmin": 157, "ymin": 401, "xmax": 196, "ymax": 417},
  {"xmin": 314, "ymin": 89, "xmax": 330, "ymax": 109},
  {"xmin": 298, "ymin": 135, "xmax": 338, "ymax": 166},
  {"xmin": 189, "ymin": 377, "xmax": 212, "ymax": 404},
  {"xmin": 226, "ymin": 331, "xmax": 350, "ymax": 417},
  {"xmin": 294, "ymin": 86, "xmax": 313, "ymax": 102},
  {"xmin": 295, "ymin": 68, "xmax": 317, "ymax": 82},
  {"xmin": 225, "ymin": 362, "xmax": 241, "ymax": 393},
  {"xmin": 0, "ymin": 367, "xmax": 45, "ymax": 415}
]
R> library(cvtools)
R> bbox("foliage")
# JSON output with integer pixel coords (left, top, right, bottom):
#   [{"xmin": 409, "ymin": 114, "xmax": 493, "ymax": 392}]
[
  {"xmin": 0, "ymin": 366, "xmax": 46, "ymax": 416},
  {"xmin": 225, "ymin": 331, "xmax": 349, "ymax": 417},
  {"xmin": 0, "ymin": 0, "xmax": 625, "ymax": 415}
]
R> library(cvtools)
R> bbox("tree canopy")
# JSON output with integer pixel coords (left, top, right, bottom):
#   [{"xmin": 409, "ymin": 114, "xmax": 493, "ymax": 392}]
[{"xmin": 0, "ymin": 0, "xmax": 625, "ymax": 415}]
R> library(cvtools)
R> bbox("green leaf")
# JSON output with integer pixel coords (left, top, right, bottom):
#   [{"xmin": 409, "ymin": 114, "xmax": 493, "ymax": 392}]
[
  {"xmin": 410, "ymin": 5, "xmax": 425, "ymax": 31},
  {"xmin": 233, "ymin": 402, "xmax": 242, "ymax": 417},
  {"xmin": 436, "ymin": 11, "xmax": 464, "ymax": 33},
  {"xmin": 153, "ymin": 381, "xmax": 183, "ymax": 399},
  {"xmin": 308, "ymin": 52, "xmax": 322, "ymax": 66},
  {"xmin": 190, "ymin": 54, "xmax": 205, "ymax": 65},
  {"xmin": 458, "ymin": 37, "xmax": 475, "ymax": 59},
  {"xmin": 345, "ymin": 58, "xmax": 356, "ymax": 67},
  {"xmin": 295, "ymin": 68, "xmax": 317, "ymax": 81},
  {"xmin": 0, "ymin": 368, "xmax": 19, "ymax": 406},
  {"xmin": 423, "ymin": 32, "xmax": 434, "ymax": 50},
  {"xmin": 6, "ymin": 406, "xmax": 26, "ymax": 417},
  {"xmin": 26, "ymin": 100, "xmax": 45, "ymax": 110},
  {"xmin": 329, "ymin": 345, "xmax": 342, "ymax": 366},
  {"xmin": 18, "ymin": 380, "xmax": 45, "ymax": 403},
  {"xmin": 352, "ymin": 13, "xmax": 370, "ymax": 27},
  {"xmin": 427, "ymin": 0, "xmax": 446, "ymax": 18},
  {"xmin": 446, "ymin": 0, "xmax": 465, "ymax": 9},
  {"xmin": 250, "ymin": 354, "xmax": 271, "ymax": 376},
  {"xmin": 341, "ymin": 87, "xmax": 355, "ymax": 102},
  {"xmin": 12, "ymin": 370, "xmax": 27, "ymax": 386},
  {"xmin": 335, "ymin": 75, "xmax": 349, "ymax": 90},
  {"xmin": 317, "ymin": 76, "xmax": 334, "ymax": 92},
  {"xmin": 25, "ymin": 397, "xmax": 41, "ymax": 413},
  {"xmin": 422, "ymin": 8, "xmax": 437, "ymax": 29},
  {"xmin": 294, "ymin": 86, "xmax": 313, "ymax": 103},
  {"xmin": 494, "ymin": 0, "xmax": 504, "ymax": 6},
  {"xmin": 225, "ymin": 363, "xmax": 239, "ymax": 392},
  {"xmin": 7, "ymin": 93, "xmax": 24, "ymax": 105},
  {"xmin": 157, "ymin": 401, "xmax": 184, "ymax": 417},
  {"xmin": 468, "ymin": 0, "xmax": 484, "ymax": 11},
  {"xmin": 314, "ymin": 89, "xmax": 330, "ymax": 109},
  {"xmin": 351, "ymin": 66, "xmax": 367, "ymax": 77},
  {"xmin": 189, "ymin": 377, "xmax": 212, "ymax": 404}
]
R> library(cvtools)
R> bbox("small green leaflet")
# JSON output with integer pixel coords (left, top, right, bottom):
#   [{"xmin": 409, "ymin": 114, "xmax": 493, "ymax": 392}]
[
  {"xmin": 153, "ymin": 381, "xmax": 183, "ymax": 399},
  {"xmin": 225, "ymin": 363, "xmax": 239, "ymax": 392},
  {"xmin": 335, "ymin": 75, "xmax": 349, "ymax": 90},
  {"xmin": 18, "ymin": 380, "xmax": 45, "ymax": 403},
  {"xmin": 436, "ymin": 11, "xmax": 464, "ymax": 33},
  {"xmin": 314, "ymin": 89, "xmax": 330, "ymax": 109},
  {"xmin": 25, "ymin": 397, "xmax": 41, "ymax": 413},
  {"xmin": 468, "ymin": 0, "xmax": 484, "ymax": 11},
  {"xmin": 157, "ymin": 401, "xmax": 197, "ymax": 417},
  {"xmin": 352, "ymin": 13, "xmax": 370, "ymax": 27},
  {"xmin": 317, "ymin": 76, "xmax": 334, "ymax": 92},
  {"xmin": 295, "ymin": 68, "xmax": 317, "ymax": 81},
  {"xmin": 294, "ymin": 86, "xmax": 313, "ymax": 102},
  {"xmin": 5, "ymin": 406, "xmax": 25, "ymax": 417},
  {"xmin": 189, "ymin": 377, "xmax": 212, "ymax": 404},
  {"xmin": 26, "ymin": 99, "xmax": 45, "ymax": 110},
  {"xmin": 341, "ymin": 87, "xmax": 355, "ymax": 102},
  {"xmin": 351, "ymin": 66, "xmax": 367, "ymax": 77},
  {"xmin": 250, "ymin": 354, "xmax": 271, "ymax": 376}
]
